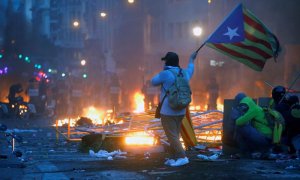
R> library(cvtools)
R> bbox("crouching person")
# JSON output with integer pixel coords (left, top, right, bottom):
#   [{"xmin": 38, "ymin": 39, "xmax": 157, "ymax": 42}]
[
  {"xmin": 232, "ymin": 93, "xmax": 274, "ymax": 158},
  {"xmin": 286, "ymin": 95, "xmax": 300, "ymax": 158}
]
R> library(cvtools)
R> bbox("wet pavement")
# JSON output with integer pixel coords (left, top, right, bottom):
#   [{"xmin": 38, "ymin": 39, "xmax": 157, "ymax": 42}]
[{"xmin": 1, "ymin": 117, "xmax": 300, "ymax": 179}]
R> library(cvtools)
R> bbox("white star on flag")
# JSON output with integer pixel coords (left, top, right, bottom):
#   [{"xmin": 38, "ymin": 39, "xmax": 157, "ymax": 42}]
[{"xmin": 223, "ymin": 27, "xmax": 240, "ymax": 40}]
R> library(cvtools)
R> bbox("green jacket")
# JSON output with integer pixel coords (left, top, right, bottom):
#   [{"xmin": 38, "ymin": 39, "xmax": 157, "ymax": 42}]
[{"xmin": 236, "ymin": 97, "xmax": 272, "ymax": 138}]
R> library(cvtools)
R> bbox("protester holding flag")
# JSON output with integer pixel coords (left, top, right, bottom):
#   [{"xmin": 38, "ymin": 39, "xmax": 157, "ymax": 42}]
[{"xmin": 151, "ymin": 51, "xmax": 198, "ymax": 167}]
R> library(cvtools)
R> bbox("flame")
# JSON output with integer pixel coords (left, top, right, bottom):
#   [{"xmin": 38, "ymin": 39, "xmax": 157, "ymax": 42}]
[
  {"xmin": 204, "ymin": 104, "xmax": 208, "ymax": 111},
  {"xmin": 54, "ymin": 106, "xmax": 125, "ymax": 127},
  {"xmin": 133, "ymin": 92, "xmax": 145, "ymax": 113},
  {"xmin": 189, "ymin": 105, "xmax": 202, "ymax": 111},
  {"xmin": 189, "ymin": 106, "xmax": 195, "ymax": 111},
  {"xmin": 216, "ymin": 97, "xmax": 224, "ymax": 111},
  {"xmin": 125, "ymin": 131, "xmax": 154, "ymax": 146},
  {"xmin": 55, "ymin": 106, "xmax": 106, "ymax": 127},
  {"xmin": 55, "ymin": 118, "xmax": 77, "ymax": 127},
  {"xmin": 82, "ymin": 106, "xmax": 104, "ymax": 125}
]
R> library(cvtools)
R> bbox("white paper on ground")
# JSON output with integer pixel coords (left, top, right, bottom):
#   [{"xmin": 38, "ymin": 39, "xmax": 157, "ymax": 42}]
[
  {"xmin": 89, "ymin": 149, "xmax": 127, "ymax": 160},
  {"xmin": 197, "ymin": 153, "xmax": 220, "ymax": 160}
]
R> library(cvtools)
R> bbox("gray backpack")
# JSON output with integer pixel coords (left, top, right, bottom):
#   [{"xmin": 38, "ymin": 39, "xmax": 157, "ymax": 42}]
[{"xmin": 167, "ymin": 69, "xmax": 192, "ymax": 110}]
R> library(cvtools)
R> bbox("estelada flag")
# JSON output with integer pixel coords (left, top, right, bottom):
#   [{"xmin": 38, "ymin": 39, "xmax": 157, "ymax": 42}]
[
  {"xmin": 180, "ymin": 107, "xmax": 197, "ymax": 148},
  {"xmin": 206, "ymin": 3, "xmax": 281, "ymax": 71}
]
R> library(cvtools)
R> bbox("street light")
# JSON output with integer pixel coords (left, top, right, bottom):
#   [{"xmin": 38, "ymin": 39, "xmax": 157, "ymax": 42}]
[
  {"xmin": 128, "ymin": 0, "xmax": 135, "ymax": 3},
  {"xmin": 80, "ymin": 59, "xmax": 86, "ymax": 66},
  {"xmin": 73, "ymin": 20, "xmax": 80, "ymax": 28},
  {"xmin": 193, "ymin": 26, "xmax": 203, "ymax": 37},
  {"xmin": 100, "ymin": 12, "xmax": 107, "ymax": 18}
]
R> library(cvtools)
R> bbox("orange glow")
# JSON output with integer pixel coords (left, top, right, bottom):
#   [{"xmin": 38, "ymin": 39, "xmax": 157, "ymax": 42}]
[
  {"xmin": 255, "ymin": 80, "xmax": 265, "ymax": 90},
  {"xmin": 189, "ymin": 105, "xmax": 202, "ymax": 111},
  {"xmin": 125, "ymin": 131, "xmax": 154, "ymax": 146},
  {"xmin": 133, "ymin": 92, "xmax": 145, "ymax": 113},
  {"xmin": 198, "ymin": 130, "xmax": 222, "ymax": 142},
  {"xmin": 55, "ymin": 118, "xmax": 77, "ymax": 127},
  {"xmin": 189, "ymin": 106, "xmax": 195, "ymax": 111},
  {"xmin": 204, "ymin": 104, "xmax": 208, "ymax": 111},
  {"xmin": 198, "ymin": 135, "xmax": 222, "ymax": 141},
  {"xmin": 82, "ymin": 106, "xmax": 104, "ymax": 125},
  {"xmin": 217, "ymin": 97, "xmax": 224, "ymax": 111}
]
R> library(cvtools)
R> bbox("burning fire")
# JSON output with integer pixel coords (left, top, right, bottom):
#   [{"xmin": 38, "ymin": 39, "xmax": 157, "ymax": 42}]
[
  {"xmin": 55, "ymin": 118, "xmax": 77, "ymax": 127},
  {"xmin": 125, "ymin": 131, "xmax": 154, "ymax": 146},
  {"xmin": 54, "ymin": 106, "xmax": 125, "ymax": 127},
  {"xmin": 216, "ymin": 97, "xmax": 224, "ymax": 111},
  {"xmin": 133, "ymin": 92, "xmax": 145, "ymax": 113},
  {"xmin": 82, "ymin": 106, "xmax": 104, "ymax": 125},
  {"xmin": 189, "ymin": 105, "xmax": 201, "ymax": 111}
]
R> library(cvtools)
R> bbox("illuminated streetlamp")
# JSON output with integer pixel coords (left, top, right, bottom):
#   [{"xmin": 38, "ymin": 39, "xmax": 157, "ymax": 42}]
[
  {"xmin": 128, "ymin": 0, "xmax": 135, "ymax": 4},
  {"xmin": 193, "ymin": 26, "xmax": 203, "ymax": 37},
  {"xmin": 73, "ymin": 20, "xmax": 80, "ymax": 28},
  {"xmin": 100, "ymin": 12, "xmax": 107, "ymax": 18},
  {"xmin": 80, "ymin": 59, "xmax": 86, "ymax": 66}
]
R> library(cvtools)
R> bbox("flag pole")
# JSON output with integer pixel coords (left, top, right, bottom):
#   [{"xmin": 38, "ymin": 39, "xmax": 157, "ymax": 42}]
[
  {"xmin": 195, "ymin": 43, "xmax": 206, "ymax": 53},
  {"xmin": 279, "ymin": 71, "xmax": 300, "ymax": 104}
]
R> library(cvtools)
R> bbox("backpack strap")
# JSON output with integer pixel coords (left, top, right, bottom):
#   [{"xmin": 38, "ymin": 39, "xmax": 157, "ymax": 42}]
[
  {"xmin": 168, "ymin": 68, "xmax": 184, "ymax": 77},
  {"xmin": 167, "ymin": 69, "xmax": 179, "ymax": 94}
]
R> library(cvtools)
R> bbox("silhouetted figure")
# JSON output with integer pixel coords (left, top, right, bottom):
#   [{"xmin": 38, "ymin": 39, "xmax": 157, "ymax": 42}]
[
  {"xmin": 285, "ymin": 95, "xmax": 300, "ymax": 157},
  {"xmin": 27, "ymin": 78, "xmax": 39, "ymax": 110},
  {"xmin": 207, "ymin": 77, "xmax": 219, "ymax": 110},
  {"xmin": 8, "ymin": 83, "xmax": 23, "ymax": 105},
  {"xmin": 38, "ymin": 79, "xmax": 48, "ymax": 114},
  {"xmin": 271, "ymin": 85, "xmax": 290, "ymax": 150}
]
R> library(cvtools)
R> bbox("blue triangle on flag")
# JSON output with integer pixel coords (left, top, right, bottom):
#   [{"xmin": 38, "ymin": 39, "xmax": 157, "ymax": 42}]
[{"xmin": 207, "ymin": 4, "xmax": 245, "ymax": 43}]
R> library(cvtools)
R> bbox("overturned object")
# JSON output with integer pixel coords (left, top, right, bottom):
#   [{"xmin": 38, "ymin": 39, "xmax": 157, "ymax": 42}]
[{"xmin": 80, "ymin": 134, "xmax": 125, "ymax": 153}]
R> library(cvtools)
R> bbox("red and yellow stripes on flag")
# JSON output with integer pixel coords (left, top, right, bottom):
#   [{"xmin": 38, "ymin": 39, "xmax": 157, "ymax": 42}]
[
  {"xmin": 206, "ymin": 6, "xmax": 278, "ymax": 71},
  {"xmin": 180, "ymin": 107, "xmax": 197, "ymax": 148}
]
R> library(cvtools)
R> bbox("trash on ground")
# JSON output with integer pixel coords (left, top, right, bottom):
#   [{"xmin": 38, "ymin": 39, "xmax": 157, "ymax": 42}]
[
  {"xmin": 89, "ymin": 149, "xmax": 127, "ymax": 159},
  {"xmin": 194, "ymin": 144, "xmax": 206, "ymax": 150},
  {"xmin": 197, "ymin": 153, "xmax": 220, "ymax": 161}
]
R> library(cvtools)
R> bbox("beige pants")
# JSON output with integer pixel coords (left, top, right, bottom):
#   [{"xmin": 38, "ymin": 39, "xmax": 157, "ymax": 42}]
[{"xmin": 161, "ymin": 114, "xmax": 185, "ymax": 159}]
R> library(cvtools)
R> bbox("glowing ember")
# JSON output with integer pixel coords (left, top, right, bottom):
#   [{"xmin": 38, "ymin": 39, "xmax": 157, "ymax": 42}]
[
  {"xmin": 125, "ymin": 131, "xmax": 154, "ymax": 146},
  {"xmin": 133, "ymin": 92, "xmax": 145, "ymax": 113},
  {"xmin": 55, "ymin": 118, "xmax": 77, "ymax": 127}
]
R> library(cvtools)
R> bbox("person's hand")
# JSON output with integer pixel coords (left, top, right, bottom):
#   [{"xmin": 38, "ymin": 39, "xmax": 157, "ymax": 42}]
[{"xmin": 189, "ymin": 51, "xmax": 198, "ymax": 62}]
